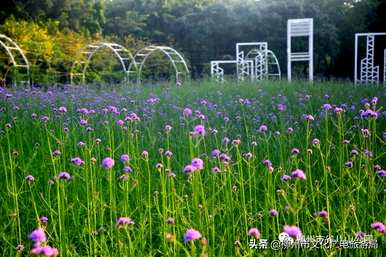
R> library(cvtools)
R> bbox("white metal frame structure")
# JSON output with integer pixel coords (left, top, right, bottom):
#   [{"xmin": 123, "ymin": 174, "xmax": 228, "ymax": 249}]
[
  {"xmin": 245, "ymin": 48, "xmax": 281, "ymax": 80},
  {"xmin": 128, "ymin": 45, "xmax": 189, "ymax": 85},
  {"xmin": 0, "ymin": 34, "xmax": 30, "ymax": 86},
  {"xmin": 70, "ymin": 42, "xmax": 137, "ymax": 84},
  {"xmin": 287, "ymin": 18, "xmax": 314, "ymax": 82},
  {"xmin": 384, "ymin": 49, "xmax": 386, "ymax": 85},
  {"xmin": 210, "ymin": 42, "xmax": 281, "ymax": 82},
  {"xmin": 237, "ymin": 42, "xmax": 268, "ymax": 81},
  {"xmin": 354, "ymin": 33, "xmax": 386, "ymax": 84},
  {"xmin": 210, "ymin": 60, "xmax": 253, "ymax": 83}
]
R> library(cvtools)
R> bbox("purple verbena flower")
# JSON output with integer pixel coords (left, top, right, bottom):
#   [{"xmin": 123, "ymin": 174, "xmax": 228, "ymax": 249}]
[
  {"xmin": 193, "ymin": 124, "xmax": 205, "ymax": 136},
  {"xmin": 58, "ymin": 171, "xmax": 71, "ymax": 180},
  {"xmin": 248, "ymin": 228, "xmax": 261, "ymax": 239},
  {"xmin": 29, "ymin": 228, "xmax": 46, "ymax": 243},
  {"xmin": 291, "ymin": 169, "xmax": 306, "ymax": 180},
  {"xmin": 102, "ymin": 157, "xmax": 115, "ymax": 170},
  {"xmin": 120, "ymin": 154, "xmax": 130, "ymax": 163},
  {"xmin": 184, "ymin": 229, "xmax": 202, "ymax": 242},
  {"xmin": 191, "ymin": 158, "xmax": 204, "ymax": 170},
  {"xmin": 115, "ymin": 217, "xmax": 134, "ymax": 229},
  {"xmin": 283, "ymin": 225, "xmax": 302, "ymax": 239},
  {"xmin": 371, "ymin": 222, "xmax": 386, "ymax": 233},
  {"xmin": 71, "ymin": 157, "xmax": 84, "ymax": 166}
]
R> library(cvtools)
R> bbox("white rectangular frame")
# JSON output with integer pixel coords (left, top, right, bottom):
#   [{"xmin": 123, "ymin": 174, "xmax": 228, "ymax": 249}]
[
  {"xmin": 354, "ymin": 32, "xmax": 386, "ymax": 84},
  {"xmin": 287, "ymin": 18, "xmax": 314, "ymax": 82}
]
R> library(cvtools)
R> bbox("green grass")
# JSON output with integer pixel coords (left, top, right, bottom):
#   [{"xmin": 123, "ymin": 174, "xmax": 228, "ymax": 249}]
[{"xmin": 0, "ymin": 80, "xmax": 385, "ymax": 256}]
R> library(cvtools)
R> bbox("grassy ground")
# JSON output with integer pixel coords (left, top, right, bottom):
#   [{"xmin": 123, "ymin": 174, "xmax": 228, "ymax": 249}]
[{"xmin": 0, "ymin": 80, "xmax": 385, "ymax": 256}]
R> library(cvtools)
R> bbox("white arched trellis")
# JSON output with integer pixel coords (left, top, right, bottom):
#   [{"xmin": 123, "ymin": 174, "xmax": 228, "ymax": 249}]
[
  {"xmin": 0, "ymin": 34, "xmax": 29, "ymax": 86},
  {"xmin": 245, "ymin": 48, "xmax": 281, "ymax": 80},
  {"xmin": 128, "ymin": 45, "xmax": 189, "ymax": 85},
  {"xmin": 70, "ymin": 42, "xmax": 137, "ymax": 84}
]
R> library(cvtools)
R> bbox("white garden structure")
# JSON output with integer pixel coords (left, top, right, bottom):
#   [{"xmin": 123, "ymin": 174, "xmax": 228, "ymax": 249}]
[
  {"xmin": 70, "ymin": 42, "xmax": 137, "ymax": 84},
  {"xmin": 128, "ymin": 45, "xmax": 189, "ymax": 85},
  {"xmin": 354, "ymin": 32, "xmax": 386, "ymax": 85},
  {"xmin": 210, "ymin": 42, "xmax": 281, "ymax": 82},
  {"xmin": 287, "ymin": 18, "xmax": 314, "ymax": 82},
  {"xmin": 210, "ymin": 60, "xmax": 253, "ymax": 83},
  {"xmin": 0, "ymin": 34, "xmax": 29, "ymax": 86}
]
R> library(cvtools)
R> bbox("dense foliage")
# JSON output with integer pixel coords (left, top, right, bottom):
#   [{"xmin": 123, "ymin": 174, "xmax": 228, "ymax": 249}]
[{"xmin": 0, "ymin": 0, "xmax": 385, "ymax": 84}]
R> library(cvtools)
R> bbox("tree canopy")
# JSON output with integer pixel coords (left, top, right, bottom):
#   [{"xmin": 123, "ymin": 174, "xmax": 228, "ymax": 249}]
[{"xmin": 0, "ymin": 0, "xmax": 385, "ymax": 83}]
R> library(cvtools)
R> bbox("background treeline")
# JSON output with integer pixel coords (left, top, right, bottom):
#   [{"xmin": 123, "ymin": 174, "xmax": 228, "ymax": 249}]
[{"xmin": 0, "ymin": 0, "xmax": 385, "ymax": 84}]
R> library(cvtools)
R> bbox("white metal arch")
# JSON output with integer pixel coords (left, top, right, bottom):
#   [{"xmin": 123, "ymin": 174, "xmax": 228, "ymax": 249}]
[
  {"xmin": 267, "ymin": 50, "xmax": 281, "ymax": 79},
  {"xmin": 129, "ymin": 45, "xmax": 189, "ymax": 85},
  {"xmin": 245, "ymin": 48, "xmax": 281, "ymax": 80},
  {"xmin": 0, "ymin": 34, "xmax": 29, "ymax": 86},
  {"xmin": 70, "ymin": 42, "xmax": 137, "ymax": 84}
]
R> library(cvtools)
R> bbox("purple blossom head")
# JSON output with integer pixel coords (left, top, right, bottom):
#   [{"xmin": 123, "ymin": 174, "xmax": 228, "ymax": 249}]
[
  {"xmin": 291, "ymin": 148, "xmax": 300, "ymax": 155},
  {"xmin": 370, "ymin": 222, "xmax": 386, "ymax": 233},
  {"xmin": 183, "ymin": 165, "xmax": 197, "ymax": 174},
  {"xmin": 183, "ymin": 107, "xmax": 193, "ymax": 117},
  {"xmin": 52, "ymin": 150, "xmax": 61, "ymax": 157},
  {"xmin": 322, "ymin": 104, "xmax": 332, "ymax": 111},
  {"xmin": 123, "ymin": 166, "xmax": 133, "ymax": 173},
  {"xmin": 193, "ymin": 124, "xmax": 205, "ymax": 136},
  {"xmin": 281, "ymin": 175, "xmax": 292, "ymax": 182},
  {"xmin": 312, "ymin": 138, "xmax": 320, "ymax": 146},
  {"xmin": 102, "ymin": 157, "xmax": 115, "ymax": 170},
  {"xmin": 222, "ymin": 137, "xmax": 230, "ymax": 145},
  {"xmin": 40, "ymin": 216, "xmax": 49, "ymax": 225},
  {"xmin": 287, "ymin": 127, "xmax": 294, "ymax": 134},
  {"xmin": 58, "ymin": 106, "xmax": 67, "ymax": 113},
  {"xmin": 355, "ymin": 231, "xmax": 365, "ymax": 239},
  {"xmin": 269, "ymin": 209, "xmax": 279, "ymax": 217},
  {"xmin": 115, "ymin": 217, "xmax": 134, "ymax": 229},
  {"xmin": 305, "ymin": 114, "xmax": 314, "ymax": 122},
  {"xmin": 120, "ymin": 154, "xmax": 130, "ymax": 163},
  {"xmin": 277, "ymin": 103, "xmax": 286, "ymax": 112},
  {"xmin": 377, "ymin": 170, "xmax": 386, "ymax": 178},
  {"xmin": 58, "ymin": 171, "xmax": 71, "ymax": 180},
  {"xmin": 291, "ymin": 169, "xmax": 306, "ymax": 180},
  {"xmin": 211, "ymin": 149, "xmax": 221, "ymax": 158},
  {"xmin": 211, "ymin": 166, "xmax": 221, "ymax": 173},
  {"xmin": 40, "ymin": 246, "xmax": 59, "ymax": 256},
  {"xmin": 141, "ymin": 150, "xmax": 149, "ymax": 159},
  {"xmin": 184, "ymin": 229, "xmax": 202, "ymax": 242},
  {"xmin": 79, "ymin": 119, "xmax": 88, "ymax": 126},
  {"xmin": 25, "ymin": 175, "xmax": 35, "ymax": 182},
  {"xmin": 248, "ymin": 228, "xmax": 261, "ymax": 239},
  {"xmin": 371, "ymin": 97, "xmax": 378, "ymax": 105},
  {"xmin": 263, "ymin": 159, "xmax": 272, "ymax": 168},
  {"xmin": 155, "ymin": 163, "xmax": 164, "ymax": 170},
  {"xmin": 316, "ymin": 210, "xmax": 329, "ymax": 218},
  {"xmin": 191, "ymin": 158, "xmax": 204, "ymax": 170},
  {"xmin": 232, "ymin": 139, "xmax": 241, "ymax": 145},
  {"xmin": 220, "ymin": 153, "xmax": 231, "ymax": 163},
  {"xmin": 71, "ymin": 157, "xmax": 84, "ymax": 166},
  {"xmin": 334, "ymin": 107, "xmax": 344, "ymax": 114},
  {"xmin": 258, "ymin": 124, "xmax": 268, "ymax": 133},
  {"xmin": 345, "ymin": 161, "xmax": 353, "ymax": 169},
  {"xmin": 29, "ymin": 228, "xmax": 46, "ymax": 243},
  {"xmin": 283, "ymin": 225, "xmax": 302, "ymax": 239},
  {"xmin": 164, "ymin": 150, "xmax": 173, "ymax": 158},
  {"xmin": 117, "ymin": 120, "xmax": 125, "ymax": 126}
]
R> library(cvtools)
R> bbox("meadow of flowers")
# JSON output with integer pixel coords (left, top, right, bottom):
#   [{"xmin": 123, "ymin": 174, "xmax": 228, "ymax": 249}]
[{"xmin": 0, "ymin": 80, "xmax": 385, "ymax": 256}]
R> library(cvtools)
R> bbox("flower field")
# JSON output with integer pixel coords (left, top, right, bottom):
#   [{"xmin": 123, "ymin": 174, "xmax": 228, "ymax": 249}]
[{"xmin": 0, "ymin": 80, "xmax": 385, "ymax": 256}]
